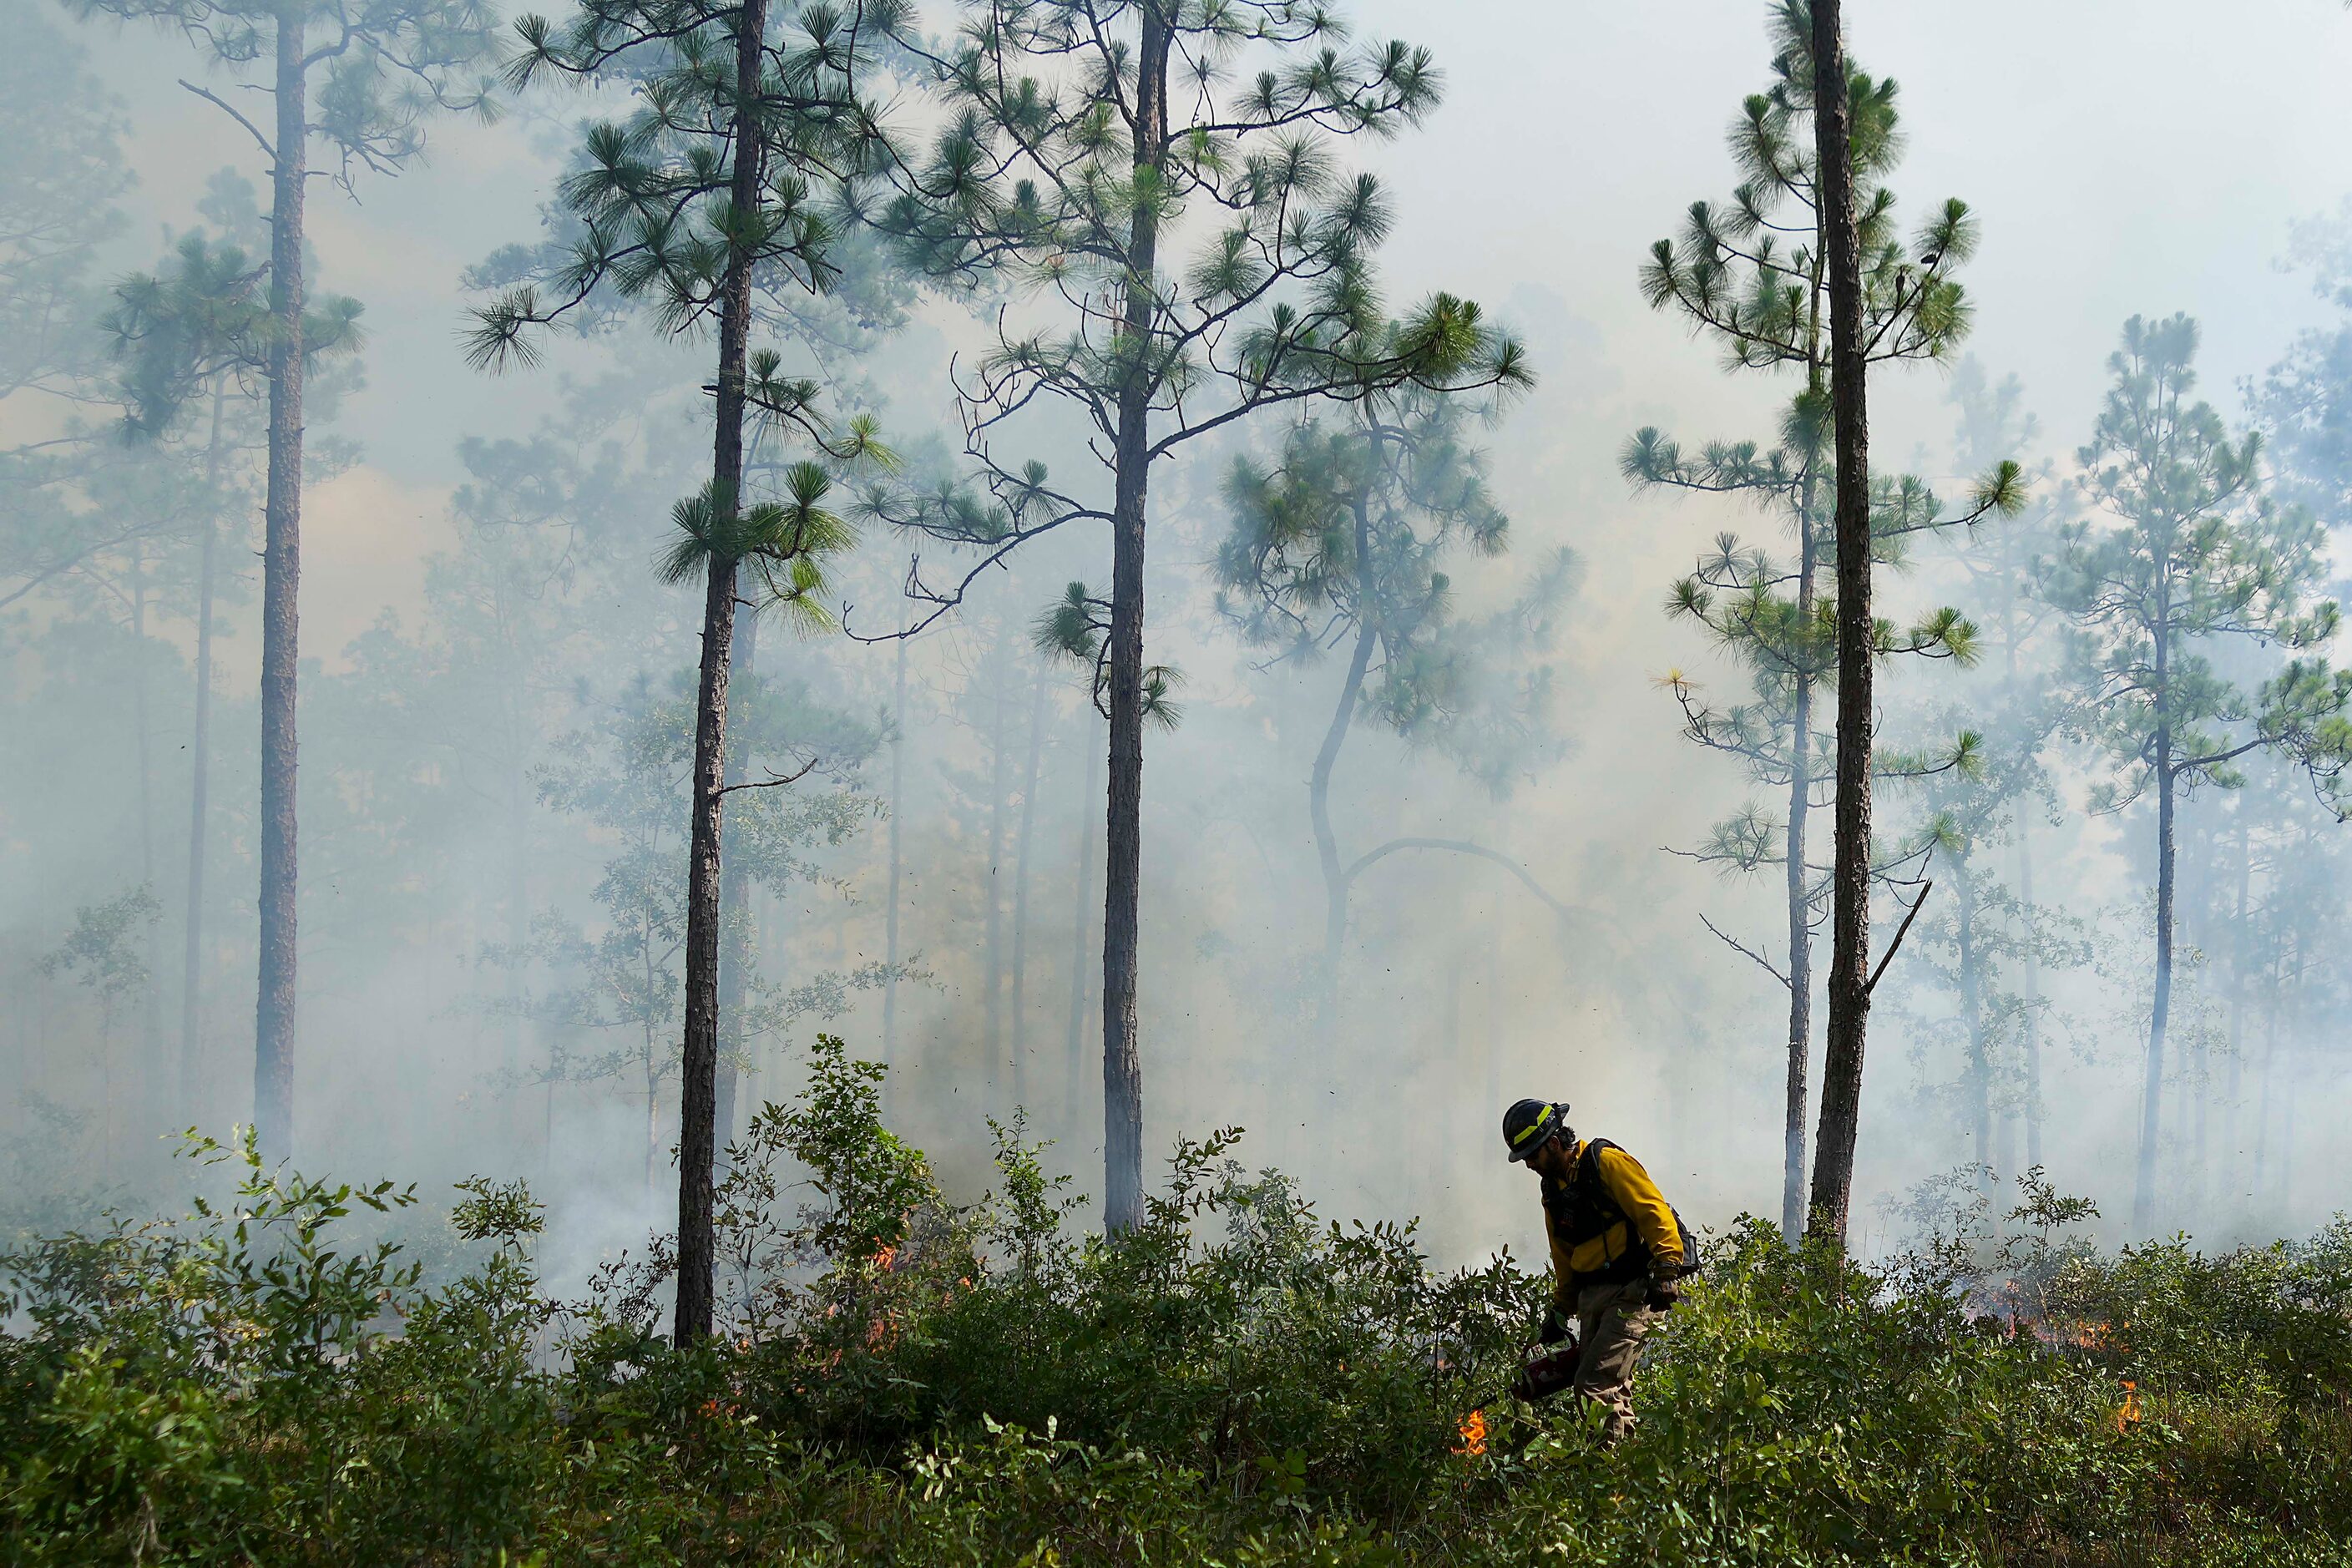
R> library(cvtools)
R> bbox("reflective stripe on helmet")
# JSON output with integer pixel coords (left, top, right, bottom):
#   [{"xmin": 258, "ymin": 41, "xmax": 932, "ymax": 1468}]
[{"xmin": 1510, "ymin": 1104, "xmax": 1554, "ymax": 1146}]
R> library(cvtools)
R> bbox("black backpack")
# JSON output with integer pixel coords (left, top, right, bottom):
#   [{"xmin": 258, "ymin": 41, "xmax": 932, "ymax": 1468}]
[{"xmin": 1542, "ymin": 1137, "xmax": 1701, "ymax": 1281}]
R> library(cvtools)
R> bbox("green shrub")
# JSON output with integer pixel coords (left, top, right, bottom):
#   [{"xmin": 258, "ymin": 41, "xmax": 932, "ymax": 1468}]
[{"xmin": 1, "ymin": 1050, "xmax": 2345, "ymax": 1565}]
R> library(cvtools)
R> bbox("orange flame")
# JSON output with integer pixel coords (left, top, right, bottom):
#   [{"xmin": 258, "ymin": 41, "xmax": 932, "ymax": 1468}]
[
  {"xmin": 2114, "ymin": 1379, "xmax": 2142, "ymax": 1433},
  {"xmin": 1454, "ymin": 1409, "xmax": 1488, "ymax": 1457}
]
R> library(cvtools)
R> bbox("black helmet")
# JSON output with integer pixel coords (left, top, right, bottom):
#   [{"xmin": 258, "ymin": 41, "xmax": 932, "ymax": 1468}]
[{"xmin": 1502, "ymin": 1099, "xmax": 1569, "ymax": 1163}]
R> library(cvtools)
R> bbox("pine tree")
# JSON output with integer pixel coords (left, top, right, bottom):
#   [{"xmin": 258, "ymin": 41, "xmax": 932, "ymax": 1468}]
[
  {"xmin": 104, "ymin": 179, "xmax": 363, "ymax": 1124},
  {"xmin": 469, "ymin": 0, "xmax": 899, "ymax": 1341},
  {"xmin": 1628, "ymin": 0, "xmax": 2018, "ymax": 1241},
  {"xmin": 2252, "ymin": 203, "xmax": 2352, "ymax": 540},
  {"xmin": 871, "ymin": 0, "xmax": 1525, "ymax": 1232},
  {"xmin": 1937, "ymin": 360, "xmax": 2071, "ymax": 1169},
  {"xmin": 2042, "ymin": 312, "xmax": 2352, "ymax": 1235},
  {"xmin": 1, "ymin": 10, "xmax": 135, "ymax": 604},
  {"xmin": 71, "ymin": 0, "xmax": 499, "ymax": 1159},
  {"xmin": 1213, "ymin": 388, "xmax": 1570, "ymax": 1046},
  {"xmin": 1899, "ymin": 730, "xmax": 2084, "ymax": 1197}
]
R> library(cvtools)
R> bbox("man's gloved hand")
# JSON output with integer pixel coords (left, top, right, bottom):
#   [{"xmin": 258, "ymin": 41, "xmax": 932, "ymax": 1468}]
[
  {"xmin": 1537, "ymin": 1304, "xmax": 1571, "ymax": 1347},
  {"xmin": 1645, "ymin": 1277, "xmax": 1683, "ymax": 1312}
]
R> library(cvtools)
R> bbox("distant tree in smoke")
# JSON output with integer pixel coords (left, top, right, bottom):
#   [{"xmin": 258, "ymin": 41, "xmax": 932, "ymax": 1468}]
[{"xmin": 2041, "ymin": 311, "xmax": 2352, "ymax": 1237}]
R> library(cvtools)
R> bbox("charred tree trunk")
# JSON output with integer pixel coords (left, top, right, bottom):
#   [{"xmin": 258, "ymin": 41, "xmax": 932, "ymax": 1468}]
[
  {"xmin": 180, "ymin": 388, "xmax": 226, "ymax": 1118},
  {"xmin": 1009, "ymin": 656, "xmax": 1047, "ymax": 1110},
  {"xmin": 673, "ymin": 0, "xmax": 766, "ymax": 1346},
  {"xmin": 252, "ymin": 8, "xmax": 310, "ymax": 1160},
  {"xmin": 714, "ymin": 610, "xmax": 761, "ymax": 1153},
  {"xmin": 1807, "ymin": 0, "xmax": 1876, "ymax": 1247},
  {"xmin": 1099, "ymin": 5, "xmax": 1168, "ymax": 1237}
]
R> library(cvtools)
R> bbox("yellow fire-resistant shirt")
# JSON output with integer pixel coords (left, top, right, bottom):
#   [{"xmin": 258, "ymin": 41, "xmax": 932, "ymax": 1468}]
[{"xmin": 1542, "ymin": 1138, "xmax": 1683, "ymax": 1308}]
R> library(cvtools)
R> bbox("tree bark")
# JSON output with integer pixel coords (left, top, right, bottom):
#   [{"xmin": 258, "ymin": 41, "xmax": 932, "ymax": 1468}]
[
  {"xmin": 1807, "ymin": 0, "xmax": 1875, "ymax": 1248},
  {"xmin": 1099, "ymin": 4, "xmax": 1168, "ymax": 1237},
  {"xmin": 180, "ymin": 388, "xmax": 226, "ymax": 1119},
  {"xmin": 252, "ymin": 6, "xmax": 309, "ymax": 1160},
  {"xmin": 715, "ymin": 610, "xmax": 760, "ymax": 1152},
  {"xmin": 674, "ymin": 0, "xmax": 766, "ymax": 1346},
  {"xmin": 1009, "ymin": 655, "xmax": 1047, "ymax": 1109}
]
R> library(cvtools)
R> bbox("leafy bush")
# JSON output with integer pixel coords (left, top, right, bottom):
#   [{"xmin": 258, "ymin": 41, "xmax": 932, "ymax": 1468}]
[{"xmin": 2, "ymin": 1046, "xmax": 2346, "ymax": 1565}]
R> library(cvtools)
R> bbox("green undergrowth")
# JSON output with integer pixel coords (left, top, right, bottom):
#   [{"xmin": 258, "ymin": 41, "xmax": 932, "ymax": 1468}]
[{"xmin": 3, "ymin": 1037, "xmax": 2347, "ymax": 1566}]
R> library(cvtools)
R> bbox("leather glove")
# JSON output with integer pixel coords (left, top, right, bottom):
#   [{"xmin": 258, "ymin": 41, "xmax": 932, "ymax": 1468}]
[
  {"xmin": 1537, "ymin": 1304, "xmax": 1571, "ymax": 1346},
  {"xmin": 1645, "ymin": 1277, "xmax": 1683, "ymax": 1312}
]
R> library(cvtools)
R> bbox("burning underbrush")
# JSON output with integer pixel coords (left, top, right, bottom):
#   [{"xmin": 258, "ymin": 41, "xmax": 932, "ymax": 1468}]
[{"xmin": 1, "ymin": 1039, "xmax": 2348, "ymax": 1565}]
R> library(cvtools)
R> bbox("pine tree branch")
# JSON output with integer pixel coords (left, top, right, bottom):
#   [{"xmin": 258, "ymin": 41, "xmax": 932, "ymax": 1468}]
[
  {"xmin": 1699, "ymin": 913, "xmax": 1792, "ymax": 990},
  {"xmin": 1865, "ymin": 880, "xmax": 1934, "ymax": 997},
  {"xmin": 178, "ymin": 79, "xmax": 276, "ymax": 164}
]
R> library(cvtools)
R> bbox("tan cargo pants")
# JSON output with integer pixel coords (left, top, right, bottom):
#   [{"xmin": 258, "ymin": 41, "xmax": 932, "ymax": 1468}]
[{"xmin": 1573, "ymin": 1277, "xmax": 1659, "ymax": 1446}]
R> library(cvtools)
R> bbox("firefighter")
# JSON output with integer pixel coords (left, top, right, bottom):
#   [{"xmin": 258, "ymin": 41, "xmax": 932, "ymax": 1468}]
[{"xmin": 1502, "ymin": 1097, "xmax": 1694, "ymax": 1445}]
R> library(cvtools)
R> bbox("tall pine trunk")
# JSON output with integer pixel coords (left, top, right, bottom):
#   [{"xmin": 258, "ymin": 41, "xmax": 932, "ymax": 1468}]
[
  {"xmin": 1312, "ymin": 488, "xmax": 1377, "ymax": 1046},
  {"xmin": 1009, "ymin": 657, "xmax": 1046, "ymax": 1109},
  {"xmin": 1781, "ymin": 476, "xmax": 1818, "ymax": 1240},
  {"xmin": 984, "ymin": 634, "xmax": 1009, "ymax": 1094},
  {"xmin": 1064, "ymin": 732, "xmax": 1099, "ymax": 1136},
  {"xmin": 882, "ymin": 623, "xmax": 908, "ymax": 1075},
  {"xmin": 1313, "ymin": 620, "xmax": 1376, "ymax": 1044},
  {"xmin": 1100, "ymin": 6, "xmax": 1168, "ymax": 1236},
  {"xmin": 2017, "ymin": 822, "xmax": 2044, "ymax": 1169},
  {"xmin": 2136, "ymin": 743, "xmax": 2177, "ymax": 1236},
  {"xmin": 253, "ymin": 8, "xmax": 309, "ymax": 1159},
  {"xmin": 181, "ymin": 389, "xmax": 226, "ymax": 1117},
  {"xmin": 131, "ymin": 548, "xmax": 163, "ymax": 1138},
  {"xmin": 715, "ymin": 611, "xmax": 761, "ymax": 1151},
  {"xmin": 1955, "ymin": 859, "xmax": 1991, "ymax": 1192},
  {"xmin": 674, "ymin": 0, "xmax": 766, "ymax": 1345},
  {"xmin": 1807, "ymin": 0, "xmax": 1876, "ymax": 1247},
  {"xmin": 1999, "ymin": 521, "xmax": 2045, "ymax": 1170},
  {"xmin": 504, "ymin": 745, "xmax": 530, "ymax": 1142},
  {"xmin": 2223, "ymin": 806, "xmax": 2248, "ymax": 1171}
]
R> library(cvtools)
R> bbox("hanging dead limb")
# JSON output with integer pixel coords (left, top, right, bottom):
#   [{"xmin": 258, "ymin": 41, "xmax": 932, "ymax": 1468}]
[
  {"xmin": 1699, "ymin": 913, "xmax": 1792, "ymax": 990},
  {"xmin": 716, "ymin": 758, "xmax": 819, "ymax": 797},
  {"xmin": 1864, "ymin": 879, "xmax": 1934, "ymax": 997}
]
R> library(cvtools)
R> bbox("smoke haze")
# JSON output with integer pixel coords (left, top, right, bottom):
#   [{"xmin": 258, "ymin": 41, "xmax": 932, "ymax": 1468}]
[{"xmin": 6, "ymin": 0, "xmax": 2352, "ymax": 1287}]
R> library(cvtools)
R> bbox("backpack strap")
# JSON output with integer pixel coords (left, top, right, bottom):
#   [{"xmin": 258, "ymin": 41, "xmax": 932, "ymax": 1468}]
[{"xmin": 1544, "ymin": 1138, "xmax": 1649, "ymax": 1284}]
